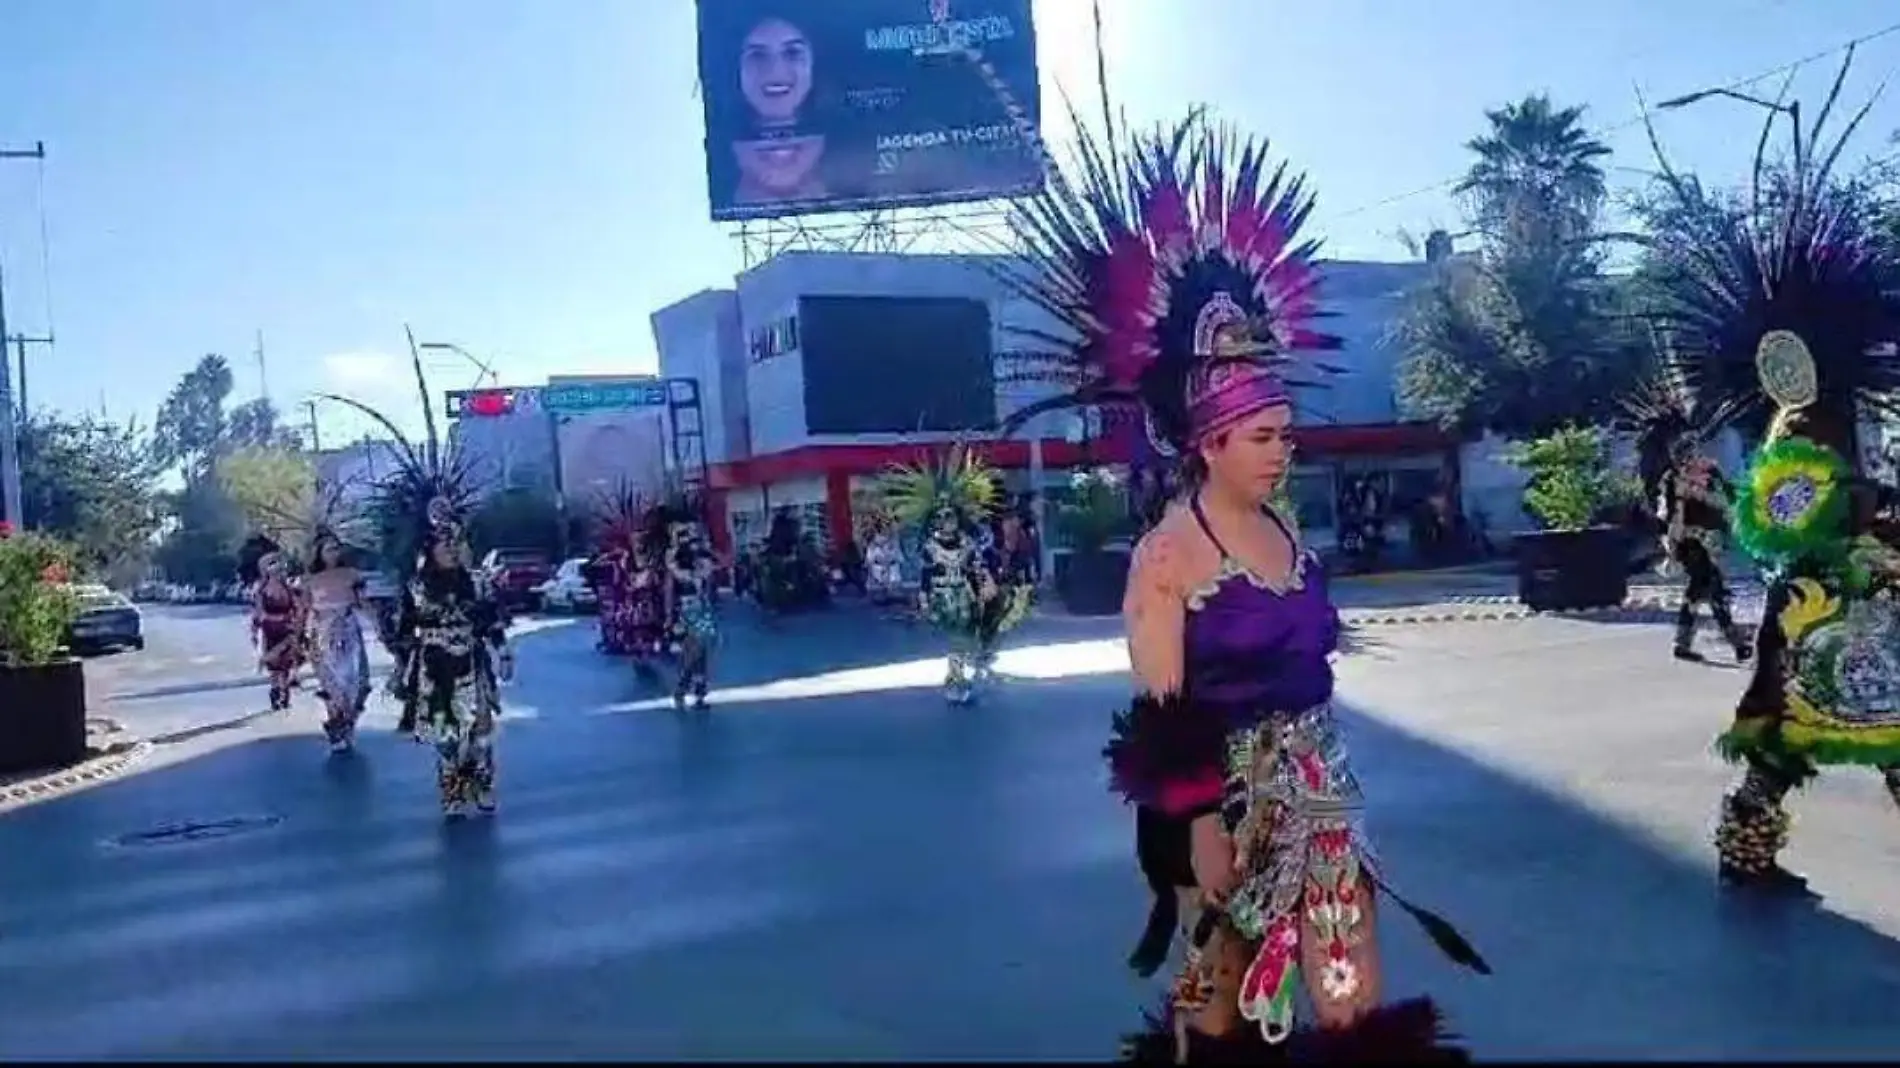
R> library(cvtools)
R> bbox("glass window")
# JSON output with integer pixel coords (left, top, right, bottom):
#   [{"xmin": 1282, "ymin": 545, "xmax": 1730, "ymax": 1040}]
[
  {"xmin": 1285, "ymin": 470, "xmax": 1337, "ymax": 532},
  {"xmin": 1389, "ymin": 467, "xmax": 1442, "ymax": 514}
]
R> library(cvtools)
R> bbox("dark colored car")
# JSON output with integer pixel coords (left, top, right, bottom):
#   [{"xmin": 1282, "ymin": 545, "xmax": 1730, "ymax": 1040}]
[
  {"xmin": 66, "ymin": 585, "xmax": 145, "ymax": 654},
  {"xmin": 479, "ymin": 549, "xmax": 552, "ymax": 611}
]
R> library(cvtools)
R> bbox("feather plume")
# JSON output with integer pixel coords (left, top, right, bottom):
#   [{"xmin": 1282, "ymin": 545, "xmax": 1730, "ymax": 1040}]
[
  {"xmin": 875, "ymin": 440, "xmax": 1002, "ymax": 528},
  {"xmin": 317, "ymin": 331, "xmax": 479, "ymax": 576},
  {"xmin": 1642, "ymin": 51, "xmax": 1900, "ymax": 441},
  {"xmin": 993, "ymin": 106, "xmax": 1343, "ymax": 445}
]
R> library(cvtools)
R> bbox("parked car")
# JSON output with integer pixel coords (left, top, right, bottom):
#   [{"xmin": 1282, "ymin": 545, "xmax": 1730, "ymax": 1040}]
[
  {"xmin": 65, "ymin": 584, "xmax": 145, "ymax": 653},
  {"xmin": 537, "ymin": 557, "xmax": 599, "ymax": 614},
  {"xmin": 479, "ymin": 548, "xmax": 552, "ymax": 612}
]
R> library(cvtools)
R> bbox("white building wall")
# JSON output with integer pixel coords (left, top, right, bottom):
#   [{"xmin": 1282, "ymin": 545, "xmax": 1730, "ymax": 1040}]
[{"xmin": 650, "ymin": 290, "xmax": 745, "ymax": 464}]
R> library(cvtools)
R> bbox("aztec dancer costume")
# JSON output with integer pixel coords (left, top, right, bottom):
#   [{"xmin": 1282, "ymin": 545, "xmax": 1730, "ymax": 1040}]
[
  {"xmin": 304, "ymin": 528, "xmax": 374, "ymax": 752},
  {"xmin": 322, "ymin": 348, "xmax": 513, "ymax": 817},
  {"xmin": 878, "ymin": 445, "xmax": 1029, "ymax": 705},
  {"xmin": 662, "ymin": 502, "xmax": 719, "ymax": 710},
  {"xmin": 1622, "ymin": 375, "xmax": 1752, "ymax": 663},
  {"xmin": 1645, "ymin": 94, "xmax": 1900, "ymax": 894},
  {"xmin": 995, "ymin": 110, "xmax": 1487, "ymax": 1061}
]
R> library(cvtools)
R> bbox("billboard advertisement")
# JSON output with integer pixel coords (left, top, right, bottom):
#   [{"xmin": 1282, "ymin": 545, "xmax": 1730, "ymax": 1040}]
[
  {"xmin": 799, "ymin": 295, "xmax": 996, "ymax": 434},
  {"xmin": 695, "ymin": 0, "xmax": 1044, "ymax": 221}
]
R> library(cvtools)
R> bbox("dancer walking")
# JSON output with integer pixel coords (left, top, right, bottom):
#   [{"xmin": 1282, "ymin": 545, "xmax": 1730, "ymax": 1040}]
[
  {"xmin": 304, "ymin": 530, "xmax": 372, "ymax": 752},
  {"xmin": 241, "ymin": 536, "xmax": 304, "ymax": 713},
  {"xmin": 1623, "ymin": 376, "xmax": 1752, "ymax": 663},
  {"xmin": 663, "ymin": 505, "xmax": 719, "ymax": 710},
  {"xmin": 1641, "ymin": 87, "xmax": 1900, "ymax": 896},
  {"xmin": 879, "ymin": 444, "xmax": 1005, "ymax": 705},
  {"xmin": 996, "ymin": 111, "xmax": 1486, "ymax": 1060}
]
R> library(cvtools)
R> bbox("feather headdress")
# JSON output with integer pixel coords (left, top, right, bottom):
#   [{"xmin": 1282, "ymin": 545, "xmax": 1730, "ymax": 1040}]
[
  {"xmin": 877, "ymin": 441, "xmax": 1001, "ymax": 530},
  {"xmin": 993, "ymin": 107, "xmax": 1344, "ymax": 454},
  {"xmin": 318, "ymin": 329, "xmax": 481, "ymax": 576},
  {"xmin": 1615, "ymin": 360, "xmax": 1705, "ymax": 507},
  {"xmin": 1644, "ymin": 53, "xmax": 1900, "ymax": 450},
  {"xmin": 591, "ymin": 479, "xmax": 651, "ymax": 555}
]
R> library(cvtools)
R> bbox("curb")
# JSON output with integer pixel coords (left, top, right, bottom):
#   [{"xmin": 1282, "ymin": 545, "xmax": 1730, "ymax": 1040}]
[
  {"xmin": 1343, "ymin": 596, "xmax": 1690, "ymax": 627},
  {"xmin": 0, "ymin": 738, "xmax": 155, "ymax": 812}
]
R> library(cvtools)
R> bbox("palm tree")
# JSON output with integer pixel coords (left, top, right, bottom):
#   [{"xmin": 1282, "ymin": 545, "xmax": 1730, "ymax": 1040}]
[{"xmin": 1454, "ymin": 94, "xmax": 1612, "ymax": 248}]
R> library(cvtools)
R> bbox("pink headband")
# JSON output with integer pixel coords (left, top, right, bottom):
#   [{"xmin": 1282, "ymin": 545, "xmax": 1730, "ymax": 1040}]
[{"xmin": 1184, "ymin": 293, "xmax": 1291, "ymax": 446}]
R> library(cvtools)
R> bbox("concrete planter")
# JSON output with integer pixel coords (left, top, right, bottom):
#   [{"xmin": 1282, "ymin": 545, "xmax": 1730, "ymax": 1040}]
[
  {"xmin": 0, "ymin": 658, "xmax": 88, "ymax": 777},
  {"xmin": 1513, "ymin": 526, "xmax": 1630, "ymax": 613}
]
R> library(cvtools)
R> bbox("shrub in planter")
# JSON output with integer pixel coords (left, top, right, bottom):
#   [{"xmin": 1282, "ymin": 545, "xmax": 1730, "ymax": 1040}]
[
  {"xmin": 0, "ymin": 532, "xmax": 88, "ymax": 777},
  {"xmin": 1054, "ymin": 468, "xmax": 1134, "ymax": 616},
  {"xmin": 1508, "ymin": 427, "xmax": 1636, "ymax": 612}
]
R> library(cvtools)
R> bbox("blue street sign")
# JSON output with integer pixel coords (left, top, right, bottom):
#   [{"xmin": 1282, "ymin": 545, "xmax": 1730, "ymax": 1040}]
[{"xmin": 541, "ymin": 380, "xmax": 668, "ymax": 413}]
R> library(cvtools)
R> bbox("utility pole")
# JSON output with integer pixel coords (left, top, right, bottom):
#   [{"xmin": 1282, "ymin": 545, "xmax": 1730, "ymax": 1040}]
[
  {"xmin": 8, "ymin": 333, "xmax": 53, "ymax": 416},
  {"xmin": 254, "ymin": 329, "xmax": 270, "ymax": 406},
  {"xmin": 306, "ymin": 399, "xmax": 322, "ymax": 452},
  {"xmin": 0, "ymin": 141, "xmax": 46, "ymax": 529}
]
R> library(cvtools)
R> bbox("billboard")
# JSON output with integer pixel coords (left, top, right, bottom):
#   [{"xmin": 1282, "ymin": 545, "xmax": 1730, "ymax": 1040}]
[
  {"xmin": 799, "ymin": 295, "xmax": 996, "ymax": 434},
  {"xmin": 695, "ymin": 0, "xmax": 1044, "ymax": 221}
]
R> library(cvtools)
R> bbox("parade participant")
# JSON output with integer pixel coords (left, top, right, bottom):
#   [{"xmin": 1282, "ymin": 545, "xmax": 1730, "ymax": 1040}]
[
  {"xmin": 662, "ymin": 505, "xmax": 719, "ymax": 710},
  {"xmin": 239, "ymin": 535, "xmax": 304, "ymax": 713},
  {"xmin": 1623, "ymin": 375, "xmax": 1752, "ymax": 664},
  {"xmin": 1643, "ymin": 102, "xmax": 1900, "ymax": 893},
  {"xmin": 970, "ymin": 510, "xmax": 1036, "ymax": 683},
  {"xmin": 623, "ymin": 542, "xmax": 668, "ymax": 676},
  {"xmin": 863, "ymin": 512, "xmax": 907, "ymax": 606},
  {"xmin": 879, "ymin": 444, "xmax": 1005, "ymax": 705},
  {"xmin": 322, "ymin": 346, "xmax": 508, "ymax": 814},
  {"xmin": 997, "ymin": 111, "xmax": 1485, "ymax": 1060},
  {"xmin": 303, "ymin": 529, "xmax": 372, "ymax": 753},
  {"xmin": 392, "ymin": 504, "xmax": 513, "ymax": 817},
  {"xmin": 591, "ymin": 485, "xmax": 647, "ymax": 657}
]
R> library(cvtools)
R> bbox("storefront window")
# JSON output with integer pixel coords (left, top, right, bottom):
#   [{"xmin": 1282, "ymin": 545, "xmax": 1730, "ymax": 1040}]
[{"xmin": 1285, "ymin": 470, "xmax": 1337, "ymax": 533}]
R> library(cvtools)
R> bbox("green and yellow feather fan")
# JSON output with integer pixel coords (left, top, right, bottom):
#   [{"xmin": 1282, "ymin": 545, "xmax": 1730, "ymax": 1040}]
[{"xmin": 877, "ymin": 442, "xmax": 1002, "ymax": 530}]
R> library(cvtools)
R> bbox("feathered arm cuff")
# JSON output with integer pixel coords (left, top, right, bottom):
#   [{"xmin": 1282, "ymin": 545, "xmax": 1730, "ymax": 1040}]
[{"xmin": 1103, "ymin": 691, "xmax": 1228, "ymax": 815}]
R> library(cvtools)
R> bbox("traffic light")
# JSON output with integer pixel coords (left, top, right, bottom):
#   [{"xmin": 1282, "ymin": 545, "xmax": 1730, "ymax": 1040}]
[{"xmin": 447, "ymin": 389, "xmax": 520, "ymax": 419}]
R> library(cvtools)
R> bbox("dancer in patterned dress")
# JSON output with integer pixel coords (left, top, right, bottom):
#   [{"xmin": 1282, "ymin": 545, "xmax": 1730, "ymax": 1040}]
[
  {"xmin": 878, "ymin": 445, "xmax": 1008, "ymax": 705},
  {"xmin": 995, "ymin": 111, "xmax": 1486, "ymax": 1061},
  {"xmin": 394, "ymin": 512, "xmax": 512, "ymax": 817},
  {"xmin": 239, "ymin": 535, "xmax": 304, "ymax": 712},
  {"xmin": 303, "ymin": 529, "xmax": 373, "ymax": 753},
  {"xmin": 662, "ymin": 505, "xmax": 719, "ymax": 710},
  {"xmin": 320, "ymin": 336, "xmax": 508, "ymax": 815},
  {"xmin": 1641, "ymin": 81, "xmax": 1900, "ymax": 895}
]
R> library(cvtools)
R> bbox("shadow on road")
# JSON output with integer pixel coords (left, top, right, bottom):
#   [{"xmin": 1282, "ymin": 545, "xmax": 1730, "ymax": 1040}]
[{"xmin": 3, "ymin": 667, "xmax": 1898, "ymax": 1059}]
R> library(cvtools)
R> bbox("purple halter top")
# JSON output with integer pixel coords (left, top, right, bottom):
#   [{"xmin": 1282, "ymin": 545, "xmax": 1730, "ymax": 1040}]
[{"xmin": 1181, "ymin": 497, "xmax": 1340, "ymax": 723}]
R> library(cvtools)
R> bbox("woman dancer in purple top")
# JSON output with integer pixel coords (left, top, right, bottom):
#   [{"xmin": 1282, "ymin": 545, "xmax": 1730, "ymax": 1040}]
[{"xmin": 997, "ymin": 112, "xmax": 1486, "ymax": 1062}]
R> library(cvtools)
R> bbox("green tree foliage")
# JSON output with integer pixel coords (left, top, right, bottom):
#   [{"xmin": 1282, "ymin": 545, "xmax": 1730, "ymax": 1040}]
[
  {"xmin": 1509, "ymin": 426, "xmax": 1637, "ymax": 531},
  {"xmin": 17, "ymin": 412, "xmax": 164, "ymax": 580},
  {"xmin": 216, "ymin": 446, "xmax": 316, "ymax": 545},
  {"xmin": 1396, "ymin": 94, "xmax": 1647, "ymax": 439},
  {"xmin": 152, "ymin": 353, "xmax": 234, "ymax": 475},
  {"xmin": 153, "ymin": 478, "xmax": 246, "ymax": 587}
]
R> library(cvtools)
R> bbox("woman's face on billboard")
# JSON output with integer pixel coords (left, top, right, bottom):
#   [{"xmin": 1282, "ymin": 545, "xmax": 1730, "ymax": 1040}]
[{"xmin": 739, "ymin": 18, "xmax": 812, "ymax": 127}]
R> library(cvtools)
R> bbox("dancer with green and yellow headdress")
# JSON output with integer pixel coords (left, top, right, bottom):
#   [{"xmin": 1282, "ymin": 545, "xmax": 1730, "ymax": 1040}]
[
  {"xmin": 1647, "ymin": 73, "xmax": 1900, "ymax": 895},
  {"xmin": 877, "ymin": 443, "xmax": 1028, "ymax": 704}
]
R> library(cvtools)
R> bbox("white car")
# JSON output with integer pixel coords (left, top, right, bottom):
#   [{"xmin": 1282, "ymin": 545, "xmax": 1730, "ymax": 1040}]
[{"xmin": 537, "ymin": 558, "xmax": 599, "ymax": 614}]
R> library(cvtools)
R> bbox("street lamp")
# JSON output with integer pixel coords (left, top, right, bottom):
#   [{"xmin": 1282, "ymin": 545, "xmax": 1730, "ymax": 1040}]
[
  {"xmin": 1655, "ymin": 87, "xmax": 1803, "ymax": 170},
  {"xmin": 416, "ymin": 340, "xmax": 500, "ymax": 389}
]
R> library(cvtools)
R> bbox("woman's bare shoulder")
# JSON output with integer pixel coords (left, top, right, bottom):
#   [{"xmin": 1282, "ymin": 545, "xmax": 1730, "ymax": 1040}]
[{"xmin": 1131, "ymin": 506, "xmax": 1216, "ymax": 593}]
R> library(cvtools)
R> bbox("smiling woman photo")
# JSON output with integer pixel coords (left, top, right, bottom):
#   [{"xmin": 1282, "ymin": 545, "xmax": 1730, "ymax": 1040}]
[{"xmin": 726, "ymin": 12, "xmax": 829, "ymax": 206}]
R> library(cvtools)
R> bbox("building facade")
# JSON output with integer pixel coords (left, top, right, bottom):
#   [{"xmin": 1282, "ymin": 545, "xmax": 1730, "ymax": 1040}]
[{"xmin": 652, "ymin": 250, "xmax": 1463, "ymax": 556}]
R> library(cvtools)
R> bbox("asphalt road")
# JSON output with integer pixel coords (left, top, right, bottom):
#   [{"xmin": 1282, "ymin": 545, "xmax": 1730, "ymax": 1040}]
[{"xmin": 7, "ymin": 606, "xmax": 1900, "ymax": 1059}]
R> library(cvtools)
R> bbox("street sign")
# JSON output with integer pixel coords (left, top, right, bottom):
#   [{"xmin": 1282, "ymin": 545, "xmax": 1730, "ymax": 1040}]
[
  {"xmin": 445, "ymin": 387, "xmax": 536, "ymax": 419},
  {"xmin": 541, "ymin": 380, "xmax": 668, "ymax": 413}
]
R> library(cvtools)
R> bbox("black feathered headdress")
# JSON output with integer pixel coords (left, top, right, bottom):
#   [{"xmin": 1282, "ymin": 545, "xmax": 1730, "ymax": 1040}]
[
  {"xmin": 992, "ymin": 107, "xmax": 1345, "ymax": 454},
  {"xmin": 1616, "ymin": 359, "xmax": 1705, "ymax": 508},
  {"xmin": 318, "ymin": 329, "xmax": 481, "ymax": 576},
  {"xmin": 1644, "ymin": 52, "xmax": 1900, "ymax": 451}
]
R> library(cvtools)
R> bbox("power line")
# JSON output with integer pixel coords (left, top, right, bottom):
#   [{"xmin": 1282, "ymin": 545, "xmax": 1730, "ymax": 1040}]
[{"xmin": 1320, "ymin": 18, "xmax": 1900, "ymax": 225}]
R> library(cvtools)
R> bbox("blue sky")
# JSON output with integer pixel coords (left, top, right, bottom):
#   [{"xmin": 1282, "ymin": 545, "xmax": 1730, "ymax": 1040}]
[{"xmin": 3, "ymin": 0, "xmax": 1897, "ymax": 442}]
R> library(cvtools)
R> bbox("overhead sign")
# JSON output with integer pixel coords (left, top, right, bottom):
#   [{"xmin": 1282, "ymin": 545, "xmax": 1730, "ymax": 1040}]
[{"xmin": 541, "ymin": 380, "xmax": 669, "ymax": 413}]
